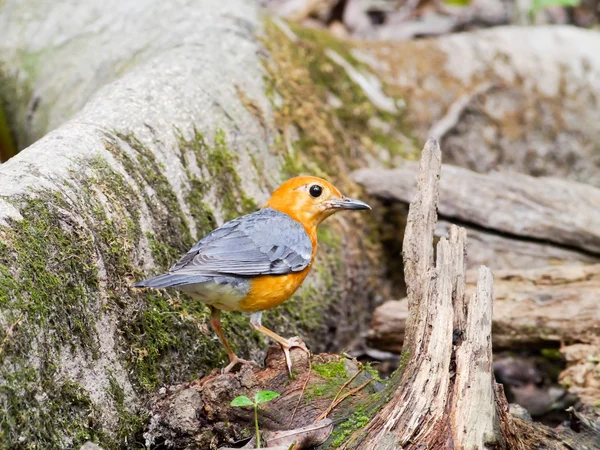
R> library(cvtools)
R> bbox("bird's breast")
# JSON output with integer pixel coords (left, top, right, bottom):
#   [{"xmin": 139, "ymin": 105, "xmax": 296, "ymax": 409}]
[{"xmin": 238, "ymin": 267, "xmax": 312, "ymax": 312}]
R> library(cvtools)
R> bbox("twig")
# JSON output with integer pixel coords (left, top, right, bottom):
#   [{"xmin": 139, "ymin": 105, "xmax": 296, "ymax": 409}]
[
  {"xmin": 313, "ymin": 355, "xmax": 362, "ymax": 423},
  {"xmin": 314, "ymin": 378, "xmax": 373, "ymax": 423},
  {"xmin": 288, "ymin": 356, "xmax": 312, "ymax": 427},
  {"xmin": 320, "ymin": 371, "xmax": 360, "ymax": 420}
]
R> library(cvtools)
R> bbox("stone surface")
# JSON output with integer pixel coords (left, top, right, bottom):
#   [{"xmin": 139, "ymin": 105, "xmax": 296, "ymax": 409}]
[
  {"xmin": 353, "ymin": 26, "xmax": 600, "ymax": 187},
  {"xmin": 0, "ymin": 1, "xmax": 391, "ymax": 447}
]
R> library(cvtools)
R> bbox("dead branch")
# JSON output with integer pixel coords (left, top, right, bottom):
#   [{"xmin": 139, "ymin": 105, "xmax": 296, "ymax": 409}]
[
  {"xmin": 435, "ymin": 220, "xmax": 598, "ymax": 270},
  {"xmin": 368, "ymin": 263, "xmax": 600, "ymax": 353},
  {"xmin": 353, "ymin": 161, "xmax": 600, "ymax": 257}
]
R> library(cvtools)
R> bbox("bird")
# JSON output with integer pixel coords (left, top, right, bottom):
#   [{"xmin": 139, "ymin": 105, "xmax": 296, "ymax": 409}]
[{"xmin": 134, "ymin": 176, "xmax": 371, "ymax": 375}]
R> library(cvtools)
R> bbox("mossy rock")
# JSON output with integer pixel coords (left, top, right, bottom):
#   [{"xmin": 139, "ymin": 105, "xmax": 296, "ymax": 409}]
[{"xmin": 0, "ymin": 3, "xmax": 415, "ymax": 448}]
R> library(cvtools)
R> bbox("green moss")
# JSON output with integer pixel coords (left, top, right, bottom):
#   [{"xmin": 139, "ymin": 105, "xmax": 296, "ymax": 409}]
[
  {"xmin": 98, "ymin": 139, "xmax": 234, "ymax": 389},
  {"xmin": 304, "ymin": 359, "xmax": 390, "ymax": 448},
  {"xmin": 321, "ymin": 367, "xmax": 391, "ymax": 449},
  {"xmin": 361, "ymin": 362, "xmax": 383, "ymax": 383},
  {"xmin": 176, "ymin": 127, "xmax": 258, "ymax": 223},
  {"xmin": 290, "ymin": 285, "xmax": 324, "ymax": 328},
  {"xmin": 248, "ymin": 151, "xmax": 272, "ymax": 191},
  {"xmin": 207, "ymin": 129, "xmax": 251, "ymax": 220},
  {"xmin": 0, "ymin": 366, "xmax": 106, "ymax": 449},
  {"xmin": 263, "ymin": 20, "xmax": 417, "ymax": 177},
  {"xmin": 307, "ymin": 382, "xmax": 334, "ymax": 399},
  {"xmin": 109, "ymin": 133, "xmax": 194, "ymax": 269},
  {"xmin": 313, "ymin": 361, "xmax": 348, "ymax": 380},
  {"xmin": 306, "ymin": 360, "xmax": 351, "ymax": 400},
  {"xmin": 330, "ymin": 406, "xmax": 370, "ymax": 447},
  {"xmin": 185, "ymin": 177, "xmax": 218, "ymax": 238},
  {"xmin": 0, "ymin": 190, "xmax": 114, "ymax": 449},
  {"xmin": 0, "ymin": 336, "xmax": 107, "ymax": 450},
  {"xmin": 0, "ymin": 159, "xmax": 142, "ymax": 447},
  {"xmin": 0, "ymin": 194, "xmax": 100, "ymax": 354},
  {"xmin": 540, "ymin": 348, "xmax": 563, "ymax": 361},
  {"xmin": 293, "ymin": 27, "xmax": 364, "ymax": 69},
  {"xmin": 106, "ymin": 373, "xmax": 147, "ymax": 447},
  {"xmin": 398, "ymin": 349, "xmax": 410, "ymax": 372},
  {"xmin": 324, "ymin": 380, "xmax": 396, "ymax": 449}
]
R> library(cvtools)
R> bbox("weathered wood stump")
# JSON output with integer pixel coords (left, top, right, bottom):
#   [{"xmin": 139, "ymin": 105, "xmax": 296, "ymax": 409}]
[
  {"xmin": 339, "ymin": 140, "xmax": 507, "ymax": 449},
  {"xmin": 358, "ymin": 157, "xmax": 600, "ymax": 414}
]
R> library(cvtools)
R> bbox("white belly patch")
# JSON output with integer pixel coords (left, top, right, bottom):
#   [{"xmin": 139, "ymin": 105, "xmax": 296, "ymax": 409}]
[{"xmin": 180, "ymin": 279, "xmax": 247, "ymax": 311}]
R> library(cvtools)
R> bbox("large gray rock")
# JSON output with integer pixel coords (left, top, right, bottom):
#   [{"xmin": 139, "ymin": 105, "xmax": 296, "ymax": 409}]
[
  {"xmin": 0, "ymin": 1, "xmax": 389, "ymax": 447},
  {"xmin": 353, "ymin": 26, "xmax": 600, "ymax": 187}
]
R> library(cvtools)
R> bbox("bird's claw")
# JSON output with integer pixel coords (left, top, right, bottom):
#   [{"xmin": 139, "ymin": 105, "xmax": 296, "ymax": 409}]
[
  {"xmin": 287, "ymin": 336, "xmax": 309, "ymax": 353},
  {"xmin": 222, "ymin": 356, "xmax": 256, "ymax": 374},
  {"xmin": 280, "ymin": 336, "xmax": 310, "ymax": 376}
]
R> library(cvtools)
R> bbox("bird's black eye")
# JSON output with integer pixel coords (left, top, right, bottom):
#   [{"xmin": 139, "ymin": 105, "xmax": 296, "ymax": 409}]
[{"xmin": 309, "ymin": 184, "xmax": 323, "ymax": 198}]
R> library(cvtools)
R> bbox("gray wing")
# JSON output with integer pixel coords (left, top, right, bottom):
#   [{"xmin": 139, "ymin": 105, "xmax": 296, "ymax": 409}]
[{"xmin": 169, "ymin": 208, "xmax": 312, "ymax": 277}]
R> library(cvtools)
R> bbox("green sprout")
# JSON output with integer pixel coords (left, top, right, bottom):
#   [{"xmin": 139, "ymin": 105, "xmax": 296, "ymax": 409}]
[{"xmin": 231, "ymin": 390, "xmax": 281, "ymax": 448}]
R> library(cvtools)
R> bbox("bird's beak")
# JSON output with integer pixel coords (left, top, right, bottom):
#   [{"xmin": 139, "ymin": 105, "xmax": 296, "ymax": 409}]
[{"xmin": 325, "ymin": 196, "xmax": 372, "ymax": 211}]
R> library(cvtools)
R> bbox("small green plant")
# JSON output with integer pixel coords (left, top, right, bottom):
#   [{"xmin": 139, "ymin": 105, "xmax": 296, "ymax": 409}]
[{"xmin": 231, "ymin": 390, "xmax": 280, "ymax": 448}]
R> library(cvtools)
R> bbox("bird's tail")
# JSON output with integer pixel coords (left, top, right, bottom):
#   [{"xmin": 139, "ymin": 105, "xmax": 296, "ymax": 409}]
[{"xmin": 133, "ymin": 273, "xmax": 208, "ymax": 289}]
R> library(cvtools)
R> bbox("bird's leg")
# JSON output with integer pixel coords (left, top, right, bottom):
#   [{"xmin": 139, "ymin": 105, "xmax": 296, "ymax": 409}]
[
  {"xmin": 209, "ymin": 306, "xmax": 251, "ymax": 373},
  {"xmin": 250, "ymin": 311, "xmax": 310, "ymax": 376}
]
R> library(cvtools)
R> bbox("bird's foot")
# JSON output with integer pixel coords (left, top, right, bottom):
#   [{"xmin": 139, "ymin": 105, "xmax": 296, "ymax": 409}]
[
  {"xmin": 286, "ymin": 336, "xmax": 309, "ymax": 353},
  {"xmin": 222, "ymin": 356, "xmax": 257, "ymax": 374},
  {"xmin": 280, "ymin": 336, "xmax": 311, "ymax": 376}
]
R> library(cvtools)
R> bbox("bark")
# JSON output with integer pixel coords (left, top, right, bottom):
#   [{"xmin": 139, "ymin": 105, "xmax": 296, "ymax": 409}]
[
  {"xmin": 0, "ymin": 1, "xmax": 394, "ymax": 447},
  {"xmin": 368, "ymin": 263, "xmax": 600, "ymax": 353},
  {"xmin": 560, "ymin": 342, "xmax": 600, "ymax": 406}
]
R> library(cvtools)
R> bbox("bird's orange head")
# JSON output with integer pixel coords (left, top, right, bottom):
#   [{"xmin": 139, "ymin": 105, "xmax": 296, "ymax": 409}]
[{"xmin": 264, "ymin": 176, "xmax": 371, "ymax": 230}]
